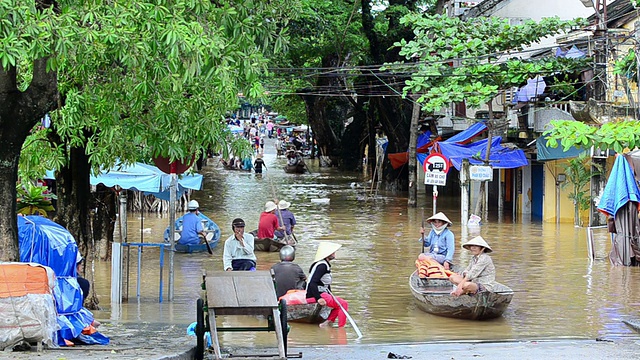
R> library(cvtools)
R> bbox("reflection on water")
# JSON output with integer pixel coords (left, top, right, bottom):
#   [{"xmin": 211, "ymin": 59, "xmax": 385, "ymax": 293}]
[{"xmin": 91, "ymin": 150, "xmax": 640, "ymax": 346}]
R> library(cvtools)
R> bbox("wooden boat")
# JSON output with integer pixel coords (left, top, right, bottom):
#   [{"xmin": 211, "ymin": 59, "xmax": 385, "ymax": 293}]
[
  {"xmin": 284, "ymin": 163, "xmax": 306, "ymax": 174},
  {"xmin": 409, "ymin": 270, "xmax": 513, "ymax": 320},
  {"xmin": 164, "ymin": 213, "xmax": 221, "ymax": 253},
  {"xmin": 249, "ymin": 230, "xmax": 294, "ymax": 252},
  {"xmin": 287, "ymin": 303, "xmax": 331, "ymax": 324}
]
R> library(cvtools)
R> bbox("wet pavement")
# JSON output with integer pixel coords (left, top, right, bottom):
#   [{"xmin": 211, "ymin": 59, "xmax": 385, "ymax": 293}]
[{"xmin": 6, "ymin": 320, "xmax": 640, "ymax": 360}]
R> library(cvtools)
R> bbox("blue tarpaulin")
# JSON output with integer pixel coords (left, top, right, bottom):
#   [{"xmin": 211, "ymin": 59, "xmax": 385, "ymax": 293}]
[
  {"xmin": 418, "ymin": 136, "xmax": 528, "ymax": 170},
  {"xmin": 90, "ymin": 162, "xmax": 203, "ymax": 201},
  {"xmin": 445, "ymin": 122, "xmax": 487, "ymax": 144},
  {"xmin": 18, "ymin": 215, "xmax": 108, "ymax": 345},
  {"xmin": 536, "ymin": 136, "xmax": 585, "ymax": 161},
  {"xmin": 597, "ymin": 155, "xmax": 640, "ymax": 218}
]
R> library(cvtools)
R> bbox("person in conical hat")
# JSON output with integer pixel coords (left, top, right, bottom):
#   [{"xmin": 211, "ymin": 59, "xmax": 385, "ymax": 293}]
[
  {"xmin": 418, "ymin": 212, "xmax": 455, "ymax": 270},
  {"xmin": 449, "ymin": 236, "xmax": 497, "ymax": 297},
  {"xmin": 305, "ymin": 242, "xmax": 349, "ymax": 328}
]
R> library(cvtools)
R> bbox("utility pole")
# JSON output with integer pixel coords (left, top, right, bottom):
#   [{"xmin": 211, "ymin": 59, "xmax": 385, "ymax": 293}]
[{"xmin": 408, "ymin": 97, "xmax": 421, "ymax": 207}]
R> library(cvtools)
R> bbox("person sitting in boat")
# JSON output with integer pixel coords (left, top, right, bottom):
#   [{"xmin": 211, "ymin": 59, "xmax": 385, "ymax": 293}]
[
  {"xmin": 449, "ymin": 236, "xmax": 497, "ymax": 296},
  {"xmin": 223, "ymin": 218, "xmax": 257, "ymax": 271},
  {"xmin": 258, "ymin": 201, "xmax": 285, "ymax": 240},
  {"xmin": 180, "ymin": 200, "xmax": 207, "ymax": 246},
  {"xmin": 286, "ymin": 149, "xmax": 299, "ymax": 166},
  {"xmin": 419, "ymin": 212, "xmax": 455, "ymax": 270},
  {"xmin": 275, "ymin": 199, "xmax": 296, "ymax": 242},
  {"xmin": 271, "ymin": 245, "xmax": 307, "ymax": 299},
  {"xmin": 306, "ymin": 242, "xmax": 349, "ymax": 328}
]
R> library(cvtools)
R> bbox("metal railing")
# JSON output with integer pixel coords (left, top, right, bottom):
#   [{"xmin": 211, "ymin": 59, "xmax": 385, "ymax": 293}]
[{"xmin": 122, "ymin": 242, "xmax": 167, "ymax": 302}]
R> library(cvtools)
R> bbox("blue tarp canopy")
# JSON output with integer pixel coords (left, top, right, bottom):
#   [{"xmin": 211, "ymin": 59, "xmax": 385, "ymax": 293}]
[
  {"xmin": 597, "ymin": 155, "xmax": 640, "ymax": 218},
  {"xmin": 536, "ymin": 136, "xmax": 585, "ymax": 161},
  {"xmin": 418, "ymin": 136, "xmax": 528, "ymax": 171},
  {"xmin": 90, "ymin": 162, "xmax": 203, "ymax": 201},
  {"xmin": 444, "ymin": 122, "xmax": 487, "ymax": 144},
  {"xmin": 18, "ymin": 215, "xmax": 108, "ymax": 345}
]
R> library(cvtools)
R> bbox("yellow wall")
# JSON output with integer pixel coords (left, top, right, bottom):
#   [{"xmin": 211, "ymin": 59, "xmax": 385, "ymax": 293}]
[{"xmin": 542, "ymin": 159, "xmax": 581, "ymax": 223}]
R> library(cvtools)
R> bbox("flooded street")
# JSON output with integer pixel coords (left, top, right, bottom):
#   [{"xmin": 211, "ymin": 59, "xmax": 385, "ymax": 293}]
[{"xmin": 91, "ymin": 142, "xmax": 640, "ymax": 347}]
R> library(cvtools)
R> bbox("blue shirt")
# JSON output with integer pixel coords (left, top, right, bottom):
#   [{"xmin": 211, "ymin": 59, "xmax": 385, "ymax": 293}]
[
  {"xmin": 180, "ymin": 212, "xmax": 203, "ymax": 245},
  {"xmin": 276, "ymin": 209, "xmax": 296, "ymax": 235},
  {"xmin": 420, "ymin": 227, "xmax": 455, "ymax": 263}
]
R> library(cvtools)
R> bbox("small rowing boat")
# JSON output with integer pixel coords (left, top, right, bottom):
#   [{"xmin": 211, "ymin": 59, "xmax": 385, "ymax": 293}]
[
  {"xmin": 409, "ymin": 270, "xmax": 513, "ymax": 320},
  {"xmin": 287, "ymin": 303, "xmax": 331, "ymax": 324},
  {"xmin": 249, "ymin": 230, "xmax": 295, "ymax": 252},
  {"xmin": 163, "ymin": 213, "xmax": 221, "ymax": 253},
  {"xmin": 284, "ymin": 163, "xmax": 306, "ymax": 174}
]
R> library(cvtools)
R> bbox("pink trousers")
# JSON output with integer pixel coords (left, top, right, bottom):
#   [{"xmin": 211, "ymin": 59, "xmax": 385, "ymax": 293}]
[{"xmin": 320, "ymin": 292, "xmax": 349, "ymax": 327}]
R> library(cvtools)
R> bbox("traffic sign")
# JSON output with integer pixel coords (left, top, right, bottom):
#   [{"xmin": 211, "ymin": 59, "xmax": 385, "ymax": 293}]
[
  {"xmin": 423, "ymin": 153, "xmax": 449, "ymax": 174},
  {"xmin": 424, "ymin": 153, "xmax": 449, "ymax": 186}
]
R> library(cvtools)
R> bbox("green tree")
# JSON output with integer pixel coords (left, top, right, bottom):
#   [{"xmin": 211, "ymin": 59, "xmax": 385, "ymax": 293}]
[
  {"xmin": 392, "ymin": 13, "xmax": 586, "ymax": 214},
  {"xmin": 560, "ymin": 153, "xmax": 602, "ymax": 226},
  {"xmin": 0, "ymin": 0, "xmax": 293, "ymax": 262}
]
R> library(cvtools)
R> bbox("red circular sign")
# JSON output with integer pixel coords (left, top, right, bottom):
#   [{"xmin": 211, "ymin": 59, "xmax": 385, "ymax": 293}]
[{"xmin": 423, "ymin": 153, "xmax": 449, "ymax": 174}]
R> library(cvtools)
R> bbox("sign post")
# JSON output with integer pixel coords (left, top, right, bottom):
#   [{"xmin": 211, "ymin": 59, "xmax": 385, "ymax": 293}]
[{"xmin": 423, "ymin": 153, "xmax": 450, "ymax": 215}]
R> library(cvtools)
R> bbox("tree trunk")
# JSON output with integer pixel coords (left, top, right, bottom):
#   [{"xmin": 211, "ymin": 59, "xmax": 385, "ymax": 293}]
[
  {"xmin": 94, "ymin": 184, "xmax": 117, "ymax": 260},
  {"xmin": 0, "ymin": 58, "xmax": 58, "ymax": 261},
  {"xmin": 300, "ymin": 53, "xmax": 352, "ymax": 167},
  {"xmin": 376, "ymin": 96, "xmax": 413, "ymax": 192},
  {"xmin": 341, "ymin": 103, "xmax": 366, "ymax": 171}
]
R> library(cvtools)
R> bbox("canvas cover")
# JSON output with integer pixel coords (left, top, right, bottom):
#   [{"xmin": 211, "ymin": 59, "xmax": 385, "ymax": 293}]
[{"xmin": 0, "ymin": 263, "xmax": 58, "ymax": 350}]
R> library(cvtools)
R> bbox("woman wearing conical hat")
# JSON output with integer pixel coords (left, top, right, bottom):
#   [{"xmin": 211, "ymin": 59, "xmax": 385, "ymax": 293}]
[
  {"xmin": 305, "ymin": 242, "xmax": 349, "ymax": 328},
  {"xmin": 419, "ymin": 212, "xmax": 455, "ymax": 270},
  {"xmin": 449, "ymin": 236, "xmax": 497, "ymax": 297}
]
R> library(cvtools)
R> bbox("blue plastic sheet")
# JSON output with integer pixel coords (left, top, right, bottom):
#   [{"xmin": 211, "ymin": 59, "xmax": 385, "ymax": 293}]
[
  {"xmin": 90, "ymin": 162, "xmax": 203, "ymax": 201},
  {"xmin": 18, "ymin": 216, "xmax": 109, "ymax": 345},
  {"xmin": 597, "ymin": 155, "xmax": 640, "ymax": 218},
  {"xmin": 419, "ymin": 136, "xmax": 528, "ymax": 170}
]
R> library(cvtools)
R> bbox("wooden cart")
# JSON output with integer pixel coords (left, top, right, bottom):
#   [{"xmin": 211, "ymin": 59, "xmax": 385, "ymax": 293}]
[{"xmin": 195, "ymin": 270, "xmax": 298, "ymax": 360}]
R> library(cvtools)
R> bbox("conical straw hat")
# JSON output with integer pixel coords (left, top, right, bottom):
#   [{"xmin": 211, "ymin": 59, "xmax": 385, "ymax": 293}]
[
  {"xmin": 426, "ymin": 212, "xmax": 452, "ymax": 226},
  {"xmin": 462, "ymin": 236, "xmax": 493, "ymax": 253},
  {"xmin": 314, "ymin": 242, "xmax": 342, "ymax": 263}
]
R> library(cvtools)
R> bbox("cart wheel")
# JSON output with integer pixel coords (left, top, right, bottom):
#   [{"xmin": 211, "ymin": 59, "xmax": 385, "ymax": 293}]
[
  {"xmin": 196, "ymin": 298, "xmax": 205, "ymax": 360},
  {"xmin": 279, "ymin": 299, "xmax": 288, "ymax": 355}
]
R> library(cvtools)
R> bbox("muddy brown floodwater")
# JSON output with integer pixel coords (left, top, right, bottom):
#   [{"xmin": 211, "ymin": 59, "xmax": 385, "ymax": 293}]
[{"xmin": 90, "ymin": 141, "xmax": 640, "ymax": 348}]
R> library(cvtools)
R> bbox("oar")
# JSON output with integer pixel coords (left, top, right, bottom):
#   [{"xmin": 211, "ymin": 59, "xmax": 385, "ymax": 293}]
[
  {"xmin": 327, "ymin": 290, "xmax": 363, "ymax": 339},
  {"xmin": 303, "ymin": 160, "xmax": 312, "ymax": 174},
  {"xmin": 203, "ymin": 232, "xmax": 214, "ymax": 255},
  {"xmin": 421, "ymin": 209, "xmax": 425, "ymax": 254}
]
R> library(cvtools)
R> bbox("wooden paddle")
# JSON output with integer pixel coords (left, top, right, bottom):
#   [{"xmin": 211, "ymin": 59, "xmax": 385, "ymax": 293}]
[
  {"xmin": 327, "ymin": 290, "xmax": 363, "ymax": 339},
  {"xmin": 421, "ymin": 209, "xmax": 425, "ymax": 254},
  {"xmin": 203, "ymin": 232, "xmax": 214, "ymax": 255}
]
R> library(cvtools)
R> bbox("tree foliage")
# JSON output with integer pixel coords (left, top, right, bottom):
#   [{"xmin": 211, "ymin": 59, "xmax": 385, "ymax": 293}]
[
  {"xmin": 544, "ymin": 120, "xmax": 640, "ymax": 154},
  {"xmin": 0, "ymin": 0, "xmax": 295, "ymax": 261},
  {"xmin": 390, "ymin": 14, "xmax": 587, "ymax": 111}
]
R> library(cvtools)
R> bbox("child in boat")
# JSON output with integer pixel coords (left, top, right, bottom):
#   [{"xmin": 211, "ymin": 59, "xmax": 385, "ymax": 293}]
[{"xmin": 449, "ymin": 236, "xmax": 497, "ymax": 296}]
